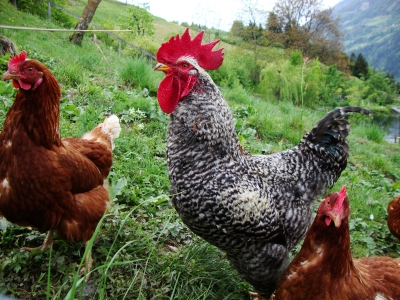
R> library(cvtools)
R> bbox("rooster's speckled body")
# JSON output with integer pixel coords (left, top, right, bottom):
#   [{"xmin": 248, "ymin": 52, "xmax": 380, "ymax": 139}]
[{"xmin": 155, "ymin": 29, "xmax": 370, "ymax": 298}]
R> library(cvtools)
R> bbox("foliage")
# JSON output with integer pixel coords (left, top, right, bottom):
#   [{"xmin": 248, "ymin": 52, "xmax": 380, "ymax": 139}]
[
  {"xmin": 118, "ymin": 5, "xmax": 155, "ymax": 37},
  {"xmin": 333, "ymin": 0, "xmax": 400, "ymax": 80},
  {"xmin": 362, "ymin": 69, "xmax": 397, "ymax": 106},
  {"xmin": 13, "ymin": 0, "xmax": 74, "ymax": 27},
  {"xmin": 351, "ymin": 53, "xmax": 369, "ymax": 79},
  {"xmin": 266, "ymin": 0, "xmax": 345, "ymax": 68},
  {"xmin": 120, "ymin": 35, "xmax": 160, "ymax": 57},
  {"xmin": 210, "ymin": 48, "xmax": 258, "ymax": 89},
  {"xmin": 320, "ymin": 64, "xmax": 347, "ymax": 106},
  {"xmin": 119, "ymin": 56, "xmax": 162, "ymax": 93},
  {"xmin": 259, "ymin": 60, "xmax": 300, "ymax": 103}
]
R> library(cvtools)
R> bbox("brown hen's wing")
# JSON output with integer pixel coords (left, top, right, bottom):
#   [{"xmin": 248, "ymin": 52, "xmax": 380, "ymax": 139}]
[
  {"xmin": 63, "ymin": 138, "xmax": 113, "ymax": 179},
  {"xmin": 62, "ymin": 115, "xmax": 120, "ymax": 178},
  {"xmin": 354, "ymin": 257, "xmax": 400, "ymax": 299},
  {"xmin": 50, "ymin": 144, "xmax": 109, "ymax": 242}
]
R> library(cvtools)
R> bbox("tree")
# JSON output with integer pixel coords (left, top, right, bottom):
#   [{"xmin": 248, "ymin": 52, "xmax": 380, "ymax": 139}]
[
  {"xmin": 118, "ymin": 5, "xmax": 154, "ymax": 37},
  {"xmin": 69, "ymin": 0, "xmax": 102, "ymax": 45},
  {"xmin": 269, "ymin": 0, "xmax": 345, "ymax": 67},
  {"xmin": 229, "ymin": 20, "xmax": 245, "ymax": 38},
  {"xmin": 352, "ymin": 53, "xmax": 369, "ymax": 79}
]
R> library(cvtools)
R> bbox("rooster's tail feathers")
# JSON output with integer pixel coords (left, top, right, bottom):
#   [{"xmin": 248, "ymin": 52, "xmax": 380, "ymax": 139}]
[
  {"xmin": 310, "ymin": 106, "xmax": 371, "ymax": 141},
  {"xmin": 303, "ymin": 106, "xmax": 371, "ymax": 165},
  {"xmin": 83, "ymin": 115, "xmax": 121, "ymax": 150}
]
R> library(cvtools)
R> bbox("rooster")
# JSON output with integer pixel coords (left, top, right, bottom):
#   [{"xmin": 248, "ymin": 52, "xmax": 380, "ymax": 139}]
[
  {"xmin": 275, "ymin": 186, "xmax": 400, "ymax": 299},
  {"xmin": 387, "ymin": 196, "xmax": 400, "ymax": 240},
  {"xmin": 0, "ymin": 51, "xmax": 120, "ymax": 278},
  {"xmin": 154, "ymin": 28, "xmax": 370, "ymax": 298}
]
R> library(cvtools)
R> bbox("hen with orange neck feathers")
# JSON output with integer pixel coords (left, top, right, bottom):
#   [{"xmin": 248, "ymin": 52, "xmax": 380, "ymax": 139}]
[
  {"xmin": 0, "ymin": 51, "xmax": 120, "ymax": 276},
  {"xmin": 276, "ymin": 186, "xmax": 400, "ymax": 300},
  {"xmin": 154, "ymin": 29, "xmax": 370, "ymax": 298}
]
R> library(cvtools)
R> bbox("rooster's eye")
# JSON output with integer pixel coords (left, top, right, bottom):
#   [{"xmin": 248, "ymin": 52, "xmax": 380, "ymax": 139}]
[{"xmin": 181, "ymin": 63, "xmax": 189, "ymax": 68}]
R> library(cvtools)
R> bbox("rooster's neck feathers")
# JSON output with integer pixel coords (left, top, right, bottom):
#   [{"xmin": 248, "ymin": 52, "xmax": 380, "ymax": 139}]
[{"xmin": 169, "ymin": 70, "xmax": 243, "ymax": 159}]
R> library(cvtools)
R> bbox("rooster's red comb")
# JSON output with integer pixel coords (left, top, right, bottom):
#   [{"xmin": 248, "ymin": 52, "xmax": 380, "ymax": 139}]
[
  {"xmin": 156, "ymin": 28, "xmax": 224, "ymax": 70},
  {"xmin": 8, "ymin": 50, "xmax": 27, "ymax": 71}
]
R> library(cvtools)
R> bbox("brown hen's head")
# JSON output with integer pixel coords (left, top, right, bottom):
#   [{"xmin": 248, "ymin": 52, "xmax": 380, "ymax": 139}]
[
  {"xmin": 154, "ymin": 28, "xmax": 224, "ymax": 114},
  {"xmin": 318, "ymin": 186, "xmax": 350, "ymax": 228},
  {"xmin": 2, "ymin": 51, "xmax": 44, "ymax": 90}
]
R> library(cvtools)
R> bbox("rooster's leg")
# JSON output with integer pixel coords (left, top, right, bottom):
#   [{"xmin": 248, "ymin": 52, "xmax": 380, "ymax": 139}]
[
  {"xmin": 80, "ymin": 241, "xmax": 94, "ymax": 282},
  {"xmin": 22, "ymin": 229, "xmax": 54, "ymax": 251}
]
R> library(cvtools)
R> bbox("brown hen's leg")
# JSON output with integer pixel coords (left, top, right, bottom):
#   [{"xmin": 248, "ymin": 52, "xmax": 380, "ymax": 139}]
[
  {"xmin": 80, "ymin": 241, "xmax": 94, "ymax": 282},
  {"xmin": 22, "ymin": 230, "xmax": 54, "ymax": 251},
  {"xmin": 249, "ymin": 291, "xmax": 275, "ymax": 300}
]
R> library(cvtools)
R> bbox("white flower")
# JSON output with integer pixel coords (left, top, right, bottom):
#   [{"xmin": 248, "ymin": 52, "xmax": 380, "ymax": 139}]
[{"xmin": 370, "ymin": 214, "xmax": 374, "ymax": 221}]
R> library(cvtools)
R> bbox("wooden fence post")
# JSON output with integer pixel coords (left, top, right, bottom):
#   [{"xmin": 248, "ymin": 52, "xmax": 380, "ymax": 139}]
[
  {"xmin": 118, "ymin": 41, "xmax": 121, "ymax": 57},
  {"xmin": 48, "ymin": 1, "xmax": 51, "ymax": 20}
]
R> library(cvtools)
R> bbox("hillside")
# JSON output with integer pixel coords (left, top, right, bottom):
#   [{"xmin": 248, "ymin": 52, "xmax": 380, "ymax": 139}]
[{"xmin": 333, "ymin": 0, "xmax": 400, "ymax": 79}]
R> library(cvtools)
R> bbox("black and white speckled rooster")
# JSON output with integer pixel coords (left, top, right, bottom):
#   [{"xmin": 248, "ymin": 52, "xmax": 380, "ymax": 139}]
[{"xmin": 154, "ymin": 28, "xmax": 370, "ymax": 299}]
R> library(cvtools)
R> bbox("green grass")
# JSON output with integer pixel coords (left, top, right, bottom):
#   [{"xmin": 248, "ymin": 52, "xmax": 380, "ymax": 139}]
[{"xmin": 0, "ymin": 0, "xmax": 400, "ymax": 299}]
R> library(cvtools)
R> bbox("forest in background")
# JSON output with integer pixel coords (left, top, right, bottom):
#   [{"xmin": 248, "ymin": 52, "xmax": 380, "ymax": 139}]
[{"xmin": 333, "ymin": 0, "xmax": 400, "ymax": 80}]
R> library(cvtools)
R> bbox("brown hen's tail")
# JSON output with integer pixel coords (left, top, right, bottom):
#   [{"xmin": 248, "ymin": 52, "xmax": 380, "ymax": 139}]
[{"xmin": 83, "ymin": 115, "xmax": 121, "ymax": 150}]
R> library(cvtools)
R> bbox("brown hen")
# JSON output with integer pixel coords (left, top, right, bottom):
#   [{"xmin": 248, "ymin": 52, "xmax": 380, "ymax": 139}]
[
  {"xmin": 275, "ymin": 186, "xmax": 400, "ymax": 300},
  {"xmin": 387, "ymin": 196, "xmax": 400, "ymax": 240},
  {"xmin": 0, "ymin": 51, "xmax": 120, "ymax": 278}
]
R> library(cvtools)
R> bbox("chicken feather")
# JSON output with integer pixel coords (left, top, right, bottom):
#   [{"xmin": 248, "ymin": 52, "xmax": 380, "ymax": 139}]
[
  {"xmin": 154, "ymin": 29, "xmax": 371, "ymax": 298},
  {"xmin": 276, "ymin": 187, "xmax": 400, "ymax": 300},
  {"xmin": 0, "ymin": 52, "xmax": 120, "ymax": 273}
]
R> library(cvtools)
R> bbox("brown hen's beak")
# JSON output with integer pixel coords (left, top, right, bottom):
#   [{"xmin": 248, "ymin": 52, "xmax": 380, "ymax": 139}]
[
  {"xmin": 330, "ymin": 213, "xmax": 343, "ymax": 228},
  {"xmin": 154, "ymin": 63, "xmax": 170, "ymax": 73},
  {"xmin": 1, "ymin": 71, "xmax": 16, "ymax": 81}
]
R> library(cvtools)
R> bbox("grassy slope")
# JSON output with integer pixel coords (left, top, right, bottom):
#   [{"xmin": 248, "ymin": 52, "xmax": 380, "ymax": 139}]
[{"xmin": 0, "ymin": 0, "xmax": 399, "ymax": 299}]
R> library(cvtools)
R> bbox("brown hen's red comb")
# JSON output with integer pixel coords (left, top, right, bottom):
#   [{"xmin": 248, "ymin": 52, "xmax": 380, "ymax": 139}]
[
  {"xmin": 156, "ymin": 28, "xmax": 224, "ymax": 70},
  {"xmin": 9, "ymin": 51, "xmax": 27, "ymax": 71},
  {"xmin": 336, "ymin": 185, "xmax": 347, "ymax": 208}
]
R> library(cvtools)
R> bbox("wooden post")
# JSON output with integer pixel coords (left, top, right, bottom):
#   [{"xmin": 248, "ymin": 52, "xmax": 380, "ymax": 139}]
[
  {"xmin": 398, "ymin": 115, "xmax": 400, "ymax": 143},
  {"xmin": 48, "ymin": 1, "xmax": 51, "ymax": 20},
  {"xmin": 118, "ymin": 41, "xmax": 121, "ymax": 57}
]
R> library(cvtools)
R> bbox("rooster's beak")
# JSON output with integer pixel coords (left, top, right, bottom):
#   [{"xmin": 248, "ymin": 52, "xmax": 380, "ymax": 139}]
[{"xmin": 154, "ymin": 63, "xmax": 170, "ymax": 73}]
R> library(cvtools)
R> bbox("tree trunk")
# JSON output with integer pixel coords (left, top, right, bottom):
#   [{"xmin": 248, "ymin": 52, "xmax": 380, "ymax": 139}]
[
  {"xmin": 69, "ymin": 0, "xmax": 102, "ymax": 46},
  {"xmin": 10, "ymin": 0, "xmax": 17, "ymax": 8}
]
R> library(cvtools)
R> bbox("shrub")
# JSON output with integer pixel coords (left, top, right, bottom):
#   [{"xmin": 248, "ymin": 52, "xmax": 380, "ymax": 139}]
[{"xmin": 119, "ymin": 56, "xmax": 161, "ymax": 92}]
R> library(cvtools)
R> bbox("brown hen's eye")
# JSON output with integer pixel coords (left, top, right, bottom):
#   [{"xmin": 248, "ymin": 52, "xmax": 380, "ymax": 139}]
[{"xmin": 27, "ymin": 68, "xmax": 33, "ymax": 72}]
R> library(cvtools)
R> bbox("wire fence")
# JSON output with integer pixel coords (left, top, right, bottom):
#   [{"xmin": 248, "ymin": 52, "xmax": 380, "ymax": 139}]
[{"xmin": 47, "ymin": 1, "xmax": 156, "ymax": 61}]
